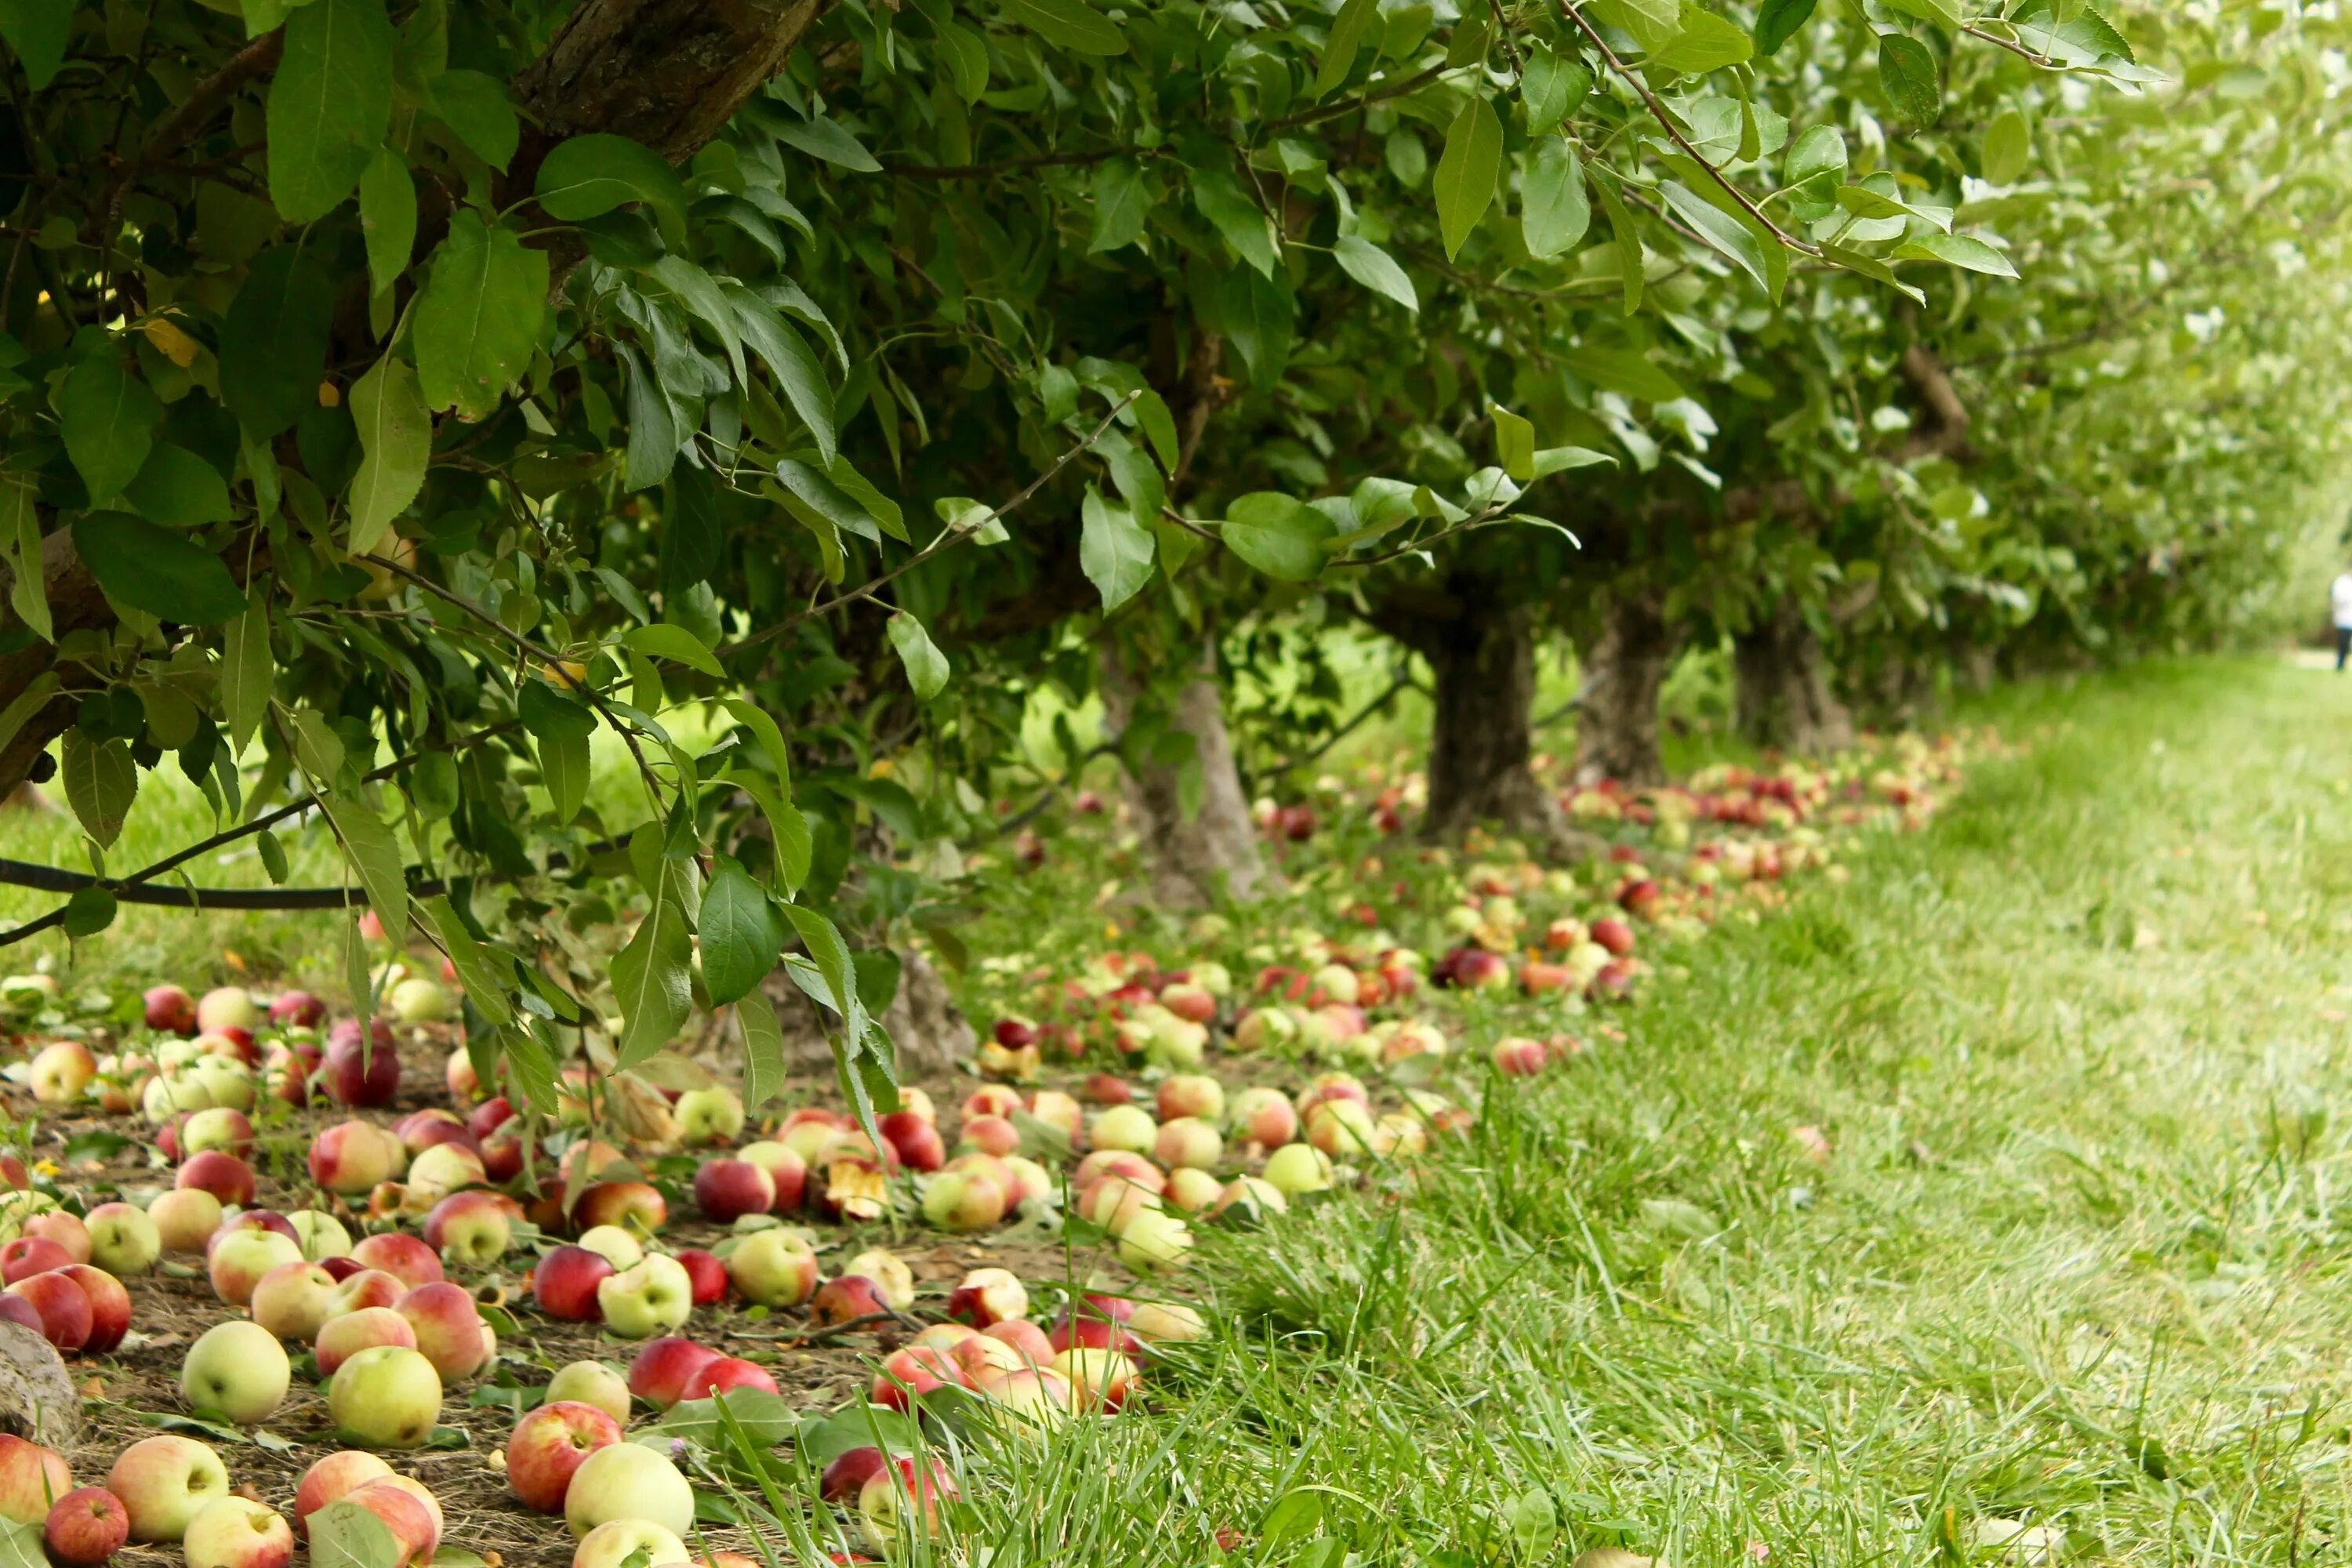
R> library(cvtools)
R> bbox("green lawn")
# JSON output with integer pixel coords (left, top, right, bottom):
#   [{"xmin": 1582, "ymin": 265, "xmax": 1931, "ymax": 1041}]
[{"xmin": 988, "ymin": 658, "xmax": 2352, "ymax": 1566}]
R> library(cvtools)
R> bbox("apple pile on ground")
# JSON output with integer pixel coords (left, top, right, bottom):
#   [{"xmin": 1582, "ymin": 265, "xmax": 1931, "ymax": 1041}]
[{"xmin": 0, "ymin": 732, "xmax": 1993, "ymax": 1565}]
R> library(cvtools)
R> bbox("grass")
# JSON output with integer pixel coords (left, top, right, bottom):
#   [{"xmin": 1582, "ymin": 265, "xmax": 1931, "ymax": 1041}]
[{"xmin": 947, "ymin": 655, "xmax": 2352, "ymax": 1565}]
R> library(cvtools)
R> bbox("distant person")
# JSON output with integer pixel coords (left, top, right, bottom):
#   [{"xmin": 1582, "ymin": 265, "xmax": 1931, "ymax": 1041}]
[{"xmin": 2335, "ymin": 563, "xmax": 2352, "ymax": 669}]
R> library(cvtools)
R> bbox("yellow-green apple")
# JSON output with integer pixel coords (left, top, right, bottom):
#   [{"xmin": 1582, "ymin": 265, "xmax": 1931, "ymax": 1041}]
[
  {"xmin": 920, "ymin": 1169, "xmax": 1005, "ymax": 1232},
  {"xmin": 350, "ymin": 1233, "xmax": 441, "ymax": 1290},
  {"xmin": 1212, "ymin": 1174, "xmax": 1290, "ymax": 1221},
  {"xmin": 85, "ymin": 1203, "xmax": 159, "ymax": 1276},
  {"xmin": 144, "ymin": 985, "xmax": 198, "ymax": 1035},
  {"xmin": 187, "ymin": 1059, "xmax": 254, "ymax": 1111},
  {"xmin": 287, "ymin": 1210, "xmax": 353, "ymax": 1263},
  {"xmin": 1369, "ymin": 1113, "xmax": 1428, "ymax": 1157},
  {"xmin": 105, "ymin": 1436, "xmax": 228, "ymax": 1541},
  {"xmin": 403, "ymin": 1143, "xmax": 486, "ymax": 1203},
  {"xmin": 725, "ymin": 1230, "xmax": 816, "ymax": 1307},
  {"xmin": 331, "ymin": 1479, "xmax": 439, "ymax": 1566},
  {"xmin": 57, "ymin": 1265, "xmax": 129, "ymax": 1355},
  {"xmin": 0, "ymin": 1435, "xmax": 69, "ymax": 1524},
  {"xmin": 1305, "ymin": 1098, "xmax": 1377, "ymax": 1158},
  {"xmin": 1262, "ymin": 1142, "xmax": 1334, "ymax": 1196},
  {"xmin": 180, "ymin": 1319, "xmax": 290, "ymax": 1423},
  {"xmin": 328, "ymin": 1345, "xmax": 443, "ymax": 1447},
  {"xmin": 314, "ymin": 1308, "xmax": 415, "ymax": 1377},
  {"xmin": 1116, "ymin": 1207, "xmax": 1192, "ymax": 1273},
  {"xmin": 175, "ymin": 1152, "xmax": 255, "ymax": 1208},
  {"xmin": 949, "ymin": 1331, "xmax": 1022, "ymax": 1384},
  {"xmin": 736, "ymin": 1141, "xmax": 808, "ymax": 1210},
  {"xmin": 195, "ymin": 987, "xmax": 260, "ymax": 1035},
  {"xmin": 505, "ymin": 1400, "xmax": 622, "ymax": 1512},
  {"xmin": 543, "ymin": 1361, "xmax": 630, "ymax": 1425},
  {"xmin": 691, "ymin": 1160, "xmax": 774, "ymax": 1223},
  {"xmin": 574, "ymin": 1225, "xmax": 642, "ymax": 1271},
  {"xmin": 945, "ymin": 1266, "xmax": 1026, "ymax": 1328},
  {"xmin": 674, "ymin": 1085, "xmax": 744, "ymax": 1145},
  {"xmin": 1129, "ymin": 1300, "xmax": 1207, "ymax": 1343},
  {"xmin": 0, "ymin": 1236, "xmax": 70, "ymax": 1283},
  {"xmin": 626, "ymin": 1338, "xmax": 717, "ymax": 1409},
  {"xmin": 1228, "ymin": 1087, "xmax": 1298, "ymax": 1149},
  {"xmin": 387, "ymin": 977, "xmax": 451, "ymax": 1024},
  {"xmin": 1051, "ymin": 1346, "xmax": 1139, "ymax": 1411},
  {"xmin": 595, "ymin": 1255, "xmax": 691, "ymax": 1339},
  {"xmin": 843, "ymin": 1249, "xmax": 914, "ymax": 1310},
  {"xmin": 180, "ymin": 1108, "xmax": 254, "ymax": 1159},
  {"xmin": 1089, "ymin": 1105, "xmax": 1157, "ymax": 1156},
  {"xmin": 999, "ymin": 1154, "xmax": 1053, "ymax": 1208},
  {"xmin": 7, "ymin": 1272, "xmax": 90, "ymax": 1350},
  {"xmin": 1025, "ymin": 1090, "xmax": 1083, "ymax": 1143},
  {"xmin": 27, "ymin": 1043, "xmax": 95, "ymax": 1107},
  {"xmin": 323, "ymin": 1268, "xmax": 405, "ymax": 1318},
  {"xmin": 147, "ymin": 1189, "xmax": 222, "ymax": 1254},
  {"xmin": 1152, "ymin": 1118, "xmax": 1222, "ymax": 1171},
  {"xmin": 778, "ymin": 1116, "xmax": 845, "ymax": 1168},
  {"xmin": 394, "ymin": 1283, "xmax": 487, "ymax": 1381},
  {"xmin": 572, "ymin": 1519, "xmax": 686, "ymax": 1568},
  {"xmin": 982, "ymin": 1319, "xmax": 1057, "ymax": 1372},
  {"xmin": 1155, "ymin": 1074, "xmax": 1224, "ymax": 1123},
  {"xmin": 423, "ymin": 1192, "xmax": 514, "ymax": 1267},
  {"xmin": 1073, "ymin": 1150, "xmax": 1163, "ymax": 1195},
  {"xmin": 43, "ymin": 1486, "xmax": 127, "ymax": 1565},
  {"xmin": 1163, "ymin": 1167, "xmax": 1224, "ymax": 1213},
  {"xmin": 182, "ymin": 1497, "xmax": 292, "ymax": 1568},
  {"xmin": 1079, "ymin": 1177, "xmax": 1158, "ymax": 1236},
  {"xmin": 564, "ymin": 1443, "xmax": 693, "ymax": 1537},
  {"xmin": 856, "ymin": 1457, "xmax": 956, "ymax": 1551},
  {"xmin": 324, "ymin": 1020, "xmax": 401, "ymax": 1109},
  {"xmin": 292, "ymin": 1452, "xmax": 391, "ymax": 1536},
  {"xmin": 309, "ymin": 1122, "xmax": 403, "ymax": 1196},
  {"xmin": 530, "ymin": 1246, "xmax": 613, "ymax": 1320},
  {"xmin": 207, "ymin": 1228, "xmax": 302, "ymax": 1307},
  {"xmin": 572, "ymin": 1181, "xmax": 666, "ymax": 1235}
]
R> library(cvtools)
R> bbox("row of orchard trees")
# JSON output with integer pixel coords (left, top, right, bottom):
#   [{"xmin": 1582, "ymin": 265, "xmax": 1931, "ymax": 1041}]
[{"xmin": 0, "ymin": 0, "xmax": 2343, "ymax": 1086}]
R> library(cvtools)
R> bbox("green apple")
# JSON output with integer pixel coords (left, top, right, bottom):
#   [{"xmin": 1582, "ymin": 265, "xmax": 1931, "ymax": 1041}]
[
  {"xmin": 286, "ymin": 1210, "xmax": 353, "ymax": 1263},
  {"xmin": 543, "ymin": 1361, "xmax": 630, "ymax": 1425},
  {"xmin": 594, "ymin": 1255, "xmax": 691, "ymax": 1339},
  {"xmin": 563, "ymin": 1443, "xmax": 693, "ymax": 1537},
  {"xmin": 85, "ymin": 1202, "xmax": 161, "ymax": 1276},
  {"xmin": 181, "ymin": 1320, "xmax": 292, "ymax": 1424},
  {"xmin": 327, "ymin": 1346, "xmax": 444, "ymax": 1449}
]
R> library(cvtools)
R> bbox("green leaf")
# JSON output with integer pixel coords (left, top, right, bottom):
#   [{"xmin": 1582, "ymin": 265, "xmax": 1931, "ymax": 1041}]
[
  {"xmin": 0, "ymin": 476, "xmax": 45, "ymax": 641},
  {"xmin": 886, "ymin": 613, "xmax": 950, "ymax": 699},
  {"xmin": 318, "ymin": 789, "xmax": 408, "ymax": 938},
  {"xmin": 1651, "ymin": 9, "xmax": 1751, "ymax": 73},
  {"xmin": 651, "ymin": 256, "xmax": 747, "ymax": 388},
  {"xmin": 775, "ymin": 458, "xmax": 882, "ymax": 543},
  {"xmin": 1191, "ymin": 167, "xmax": 1278, "ymax": 278},
  {"xmin": 772, "ymin": 114, "xmax": 882, "ymax": 172},
  {"xmin": 611, "ymin": 867, "xmax": 693, "ymax": 1070},
  {"xmin": 1492, "ymin": 405, "xmax": 1535, "ymax": 482},
  {"xmin": 1220, "ymin": 492, "xmax": 1334, "ymax": 581},
  {"xmin": 699, "ymin": 862, "xmax": 784, "ymax": 1006},
  {"xmin": 422, "ymin": 895, "xmax": 513, "ymax": 1026},
  {"xmin": 413, "ymin": 211, "xmax": 548, "ymax": 420},
  {"xmin": 347, "ymin": 355, "xmax": 429, "ymax": 556},
  {"xmin": 1089, "ymin": 159, "xmax": 1152, "ymax": 255},
  {"xmin": 737, "ymin": 985, "xmax": 787, "ymax": 1109},
  {"xmin": 1003, "ymin": 0, "xmax": 1127, "ymax": 54},
  {"xmin": 623, "ymin": 622, "xmax": 724, "ymax": 677},
  {"xmin": 60, "ymin": 732, "xmax": 136, "ymax": 850},
  {"xmin": 1521, "ymin": 137, "xmax": 1589, "ymax": 260},
  {"xmin": 1594, "ymin": 173, "xmax": 1643, "ymax": 314},
  {"xmin": 0, "ymin": 674, "xmax": 59, "ymax": 761},
  {"xmin": 60, "ymin": 884, "xmax": 114, "ymax": 938},
  {"xmin": 56, "ymin": 357, "xmax": 160, "ymax": 505},
  {"xmin": 1982, "ymin": 108, "xmax": 2031, "ymax": 185},
  {"xmin": 724, "ymin": 770, "xmax": 810, "ymax": 896},
  {"xmin": 1784, "ymin": 124, "xmax": 1847, "ymax": 187},
  {"xmin": 1755, "ymin": 0, "xmax": 1817, "ymax": 54},
  {"xmin": 539, "ymin": 733, "xmax": 590, "ymax": 825},
  {"xmin": 0, "ymin": 2, "xmax": 74, "ymax": 89},
  {"xmin": 1878, "ymin": 34, "xmax": 1942, "ymax": 125},
  {"xmin": 1589, "ymin": 0, "xmax": 1680, "ymax": 50},
  {"xmin": 121, "ymin": 444, "xmax": 230, "ymax": 529},
  {"xmin": 724, "ymin": 286, "xmax": 837, "ymax": 463},
  {"xmin": 220, "ymin": 242, "xmax": 336, "ymax": 439},
  {"xmin": 309, "ymin": 1499, "xmax": 404, "ymax": 1568},
  {"xmin": 430, "ymin": 69, "xmax": 518, "ymax": 171},
  {"xmin": 1313, "ymin": 0, "xmax": 1381, "ymax": 99},
  {"xmin": 267, "ymin": 0, "xmax": 396, "ymax": 223},
  {"xmin": 534, "ymin": 134, "xmax": 691, "ymax": 232},
  {"xmin": 1520, "ymin": 46, "xmax": 1592, "ymax": 136},
  {"xmin": 222, "ymin": 599, "xmax": 270, "ymax": 756},
  {"xmin": 1331, "ymin": 235, "xmax": 1417, "ymax": 312},
  {"xmin": 1215, "ymin": 265, "xmax": 1295, "ymax": 390},
  {"xmin": 1894, "ymin": 232, "xmax": 2019, "ymax": 278},
  {"xmin": 720, "ymin": 697, "xmax": 792, "ymax": 783},
  {"xmin": 1563, "ymin": 343, "xmax": 1685, "ymax": 404},
  {"xmin": 1433, "ymin": 95, "xmax": 1503, "ymax": 260},
  {"xmin": 1530, "ymin": 446, "xmax": 1616, "ymax": 479},
  {"xmin": 72, "ymin": 514, "xmax": 245, "ymax": 623},
  {"xmin": 517, "ymin": 678, "xmax": 596, "ymax": 742},
  {"xmin": 1080, "ymin": 485, "xmax": 1155, "ymax": 612},
  {"xmin": 358, "ymin": 147, "xmax": 417, "ymax": 299},
  {"xmin": 1660, "ymin": 182, "xmax": 1777, "ymax": 297}
]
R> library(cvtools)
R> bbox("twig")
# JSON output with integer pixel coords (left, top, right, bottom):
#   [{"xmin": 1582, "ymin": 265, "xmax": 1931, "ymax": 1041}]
[{"xmin": 1263, "ymin": 60, "xmax": 1452, "ymax": 132}]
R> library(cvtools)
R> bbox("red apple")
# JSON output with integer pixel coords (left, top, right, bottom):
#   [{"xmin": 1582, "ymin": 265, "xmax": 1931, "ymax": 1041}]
[
  {"xmin": 572, "ymin": 1181, "xmax": 665, "ymax": 1234},
  {"xmin": 7, "ymin": 1272, "xmax": 91, "ymax": 1352},
  {"xmin": 44, "ymin": 1486, "xmax": 128, "ymax": 1565},
  {"xmin": 350, "ymin": 1233, "xmax": 442, "ymax": 1291},
  {"xmin": 0, "ymin": 1238, "xmax": 70, "ymax": 1285},
  {"xmin": 59, "ymin": 1265, "xmax": 131, "ymax": 1355},
  {"xmin": 691, "ymin": 1161, "xmax": 775, "ymax": 1223},
  {"xmin": 504, "ymin": 1401, "xmax": 621, "ymax": 1513},
  {"xmin": 268, "ymin": 992, "xmax": 325, "ymax": 1028},
  {"xmin": 467, "ymin": 1098, "xmax": 514, "ymax": 1142},
  {"xmin": 175, "ymin": 1152, "xmax": 256, "ymax": 1208},
  {"xmin": 144, "ymin": 985, "xmax": 198, "ymax": 1036},
  {"xmin": 530, "ymin": 1246, "xmax": 613, "ymax": 1321},
  {"xmin": 626, "ymin": 1338, "xmax": 718, "ymax": 1410},
  {"xmin": 324, "ymin": 1020, "xmax": 401, "ymax": 1109},
  {"xmin": 674, "ymin": 1250, "xmax": 728, "ymax": 1305}
]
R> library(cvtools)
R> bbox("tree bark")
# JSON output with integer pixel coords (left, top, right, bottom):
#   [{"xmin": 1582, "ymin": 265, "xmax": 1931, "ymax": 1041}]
[
  {"xmin": 0, "ymin": 0, "xmax": 824, "ymax": 799},
  {"xmin": 1733, "ymin": 597, "xmax": 1855, "ymax": 756},
  {"xmin": 1098, "ymin": 645, "xmax": 1265, "ymax": 909},
  {"xmin": 1419, "ymin": 600, "xmax": 1573, "ymax": 844},
  {"xmin": 1570, "ymin": 592, "xmax": 1671, "ymax": 787}
]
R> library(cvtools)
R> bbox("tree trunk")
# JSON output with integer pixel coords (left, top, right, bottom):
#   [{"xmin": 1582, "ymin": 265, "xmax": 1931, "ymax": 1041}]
[
  {"xmin": 1571, "ymin": 592, "xmax": 1671, "ymax": 786},
  {"xmin": 1733, "ymin": 597, "xmax": 1855, "ymax": 756},
  {"xmin": 1421, "ymin": 600, "xmax": 1577, "ymax": 844},
  {"xmin": 757, "ymin": 945, "xmax": 974, "ymax": 1084},
  {"xmin": 1099, "ymin": 645, "xmax": 1265, "ymax": 909}
]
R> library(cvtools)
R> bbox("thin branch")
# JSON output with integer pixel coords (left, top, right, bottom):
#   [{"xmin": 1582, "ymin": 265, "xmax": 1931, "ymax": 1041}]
[
  {"xmin": 1263, "ymin": 60, "xmax": 1453, "ymax": 132},
  {"xmin": 139, "ymin": 31, "xmax": 284, "ymax": 162}
]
